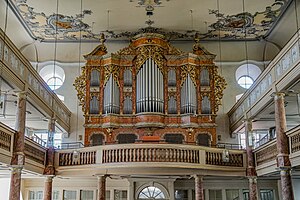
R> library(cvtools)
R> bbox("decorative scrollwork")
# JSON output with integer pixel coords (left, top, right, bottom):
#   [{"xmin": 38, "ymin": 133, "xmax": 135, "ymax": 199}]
[
  {"xmin": 135, "ymin": 45, "xmax": 165, "ymax": 73},
  {"xmin": 213, "ymin": 67, "xmax": 227, "ymax": 113},
  {"xmin": 180, "ymin": 64, "xmax": 197, "ymax": 87},
  {"xmin": 116, "ymin": 44, "xmax": 136, "ymax": 55},
  {"xmin": 104, "ymin": 65, "xmax": 120, "ymax": 86},
  {"xmin": 73, "ymin": 66, "xmax": 87, "ymax": 112}
]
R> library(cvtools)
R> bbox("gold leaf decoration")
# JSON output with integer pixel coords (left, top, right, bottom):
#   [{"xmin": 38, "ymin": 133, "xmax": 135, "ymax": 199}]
[
  {"xmin": 116, "ymin": 45, "xmax": 135, "ymax": 55},
  {"xmin": 213, "ymin": 67, "xmax": 227, "ymax": 113},
  {"xmin": 104, "ymin": 65, "xmax": 120, "ymax": 86},
  {"xmin": 73, "ymin": 66, "xmax": 87, "ymax": 112},
  {"xmin": 167, "ymin": 43, "xmax": 183, "ymax": 55},
  {"xmin": 135, "ymin": 45, "xmax": 165, "ymax": 73},
  {"xmin": 180, "ymin": 64, "xmax": 197, "ymax": 87}
]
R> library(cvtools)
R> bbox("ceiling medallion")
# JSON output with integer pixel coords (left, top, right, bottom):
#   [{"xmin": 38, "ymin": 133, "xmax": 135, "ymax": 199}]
[{"xmin": 131, "ymin": 0, "xmax": 170, "ymax": 16}]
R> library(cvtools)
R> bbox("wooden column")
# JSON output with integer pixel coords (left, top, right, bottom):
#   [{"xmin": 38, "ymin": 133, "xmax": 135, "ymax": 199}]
[
  {"xmin": 97, "ymin": 175, "xmax": 107, "ymax": 200},
  {"xmin": 274, "ymin": 92, "xmax": 294, "ymax": 200},
  {"xmin": 194, "ymin": 175, "xmax": 204, "ymax": 200},
  {"xmin": 9, "ymin": 92, "xmax": 27, "ymax": 200},
  {"xmin": 245, "ymin": 120, "xmax": 258, "ymax": 200},
  {"xmin": 43, "ymin": 176, "xmax": 54, "ymax": 200}
]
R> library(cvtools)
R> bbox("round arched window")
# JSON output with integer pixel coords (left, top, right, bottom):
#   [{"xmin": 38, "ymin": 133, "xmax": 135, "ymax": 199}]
[
  {"xmin": 237, "ymin": 75, "xmax": 254, "ymax": 89},
  {"xmin": 39, "ymin": 64, "xmax": 65, "ymax": 90},
  {"xmin": 138, "ymin": 186, "xmax": 166, "ymax": 200},
  {"xmin": 235, "ymin": 63, "xmax": 261, "ymax": 89}
]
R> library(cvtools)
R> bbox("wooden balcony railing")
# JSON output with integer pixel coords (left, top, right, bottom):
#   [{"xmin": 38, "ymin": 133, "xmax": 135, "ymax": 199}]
[
  {"xmin": 0, "ymin": 122, "xmax": 14, "ymax": 153},
  {"xmin": 206, "ymin": 151, "xmax": 243, "ymax": 167},
  {"xmin": 57, "ymin": 144, "xmax": 246, "ymax": 172},
  {"xmin": 228, "ymin": 29, "xmax": 300, "ymax": 131},
  {"xmin": 24, "ymin": 138, "xmax": 47, "ymax": 166},
  {"xmin": 253, "ymin": 125, "xmax": 300, "ymax": 176},
  {"xmin": 102, "ymin": 147, "xmax": 200, "ymax": 164},
  {"xmin": 0, "ymin": 28, "xmax": 71, "ymax": 132},
  {"xmin": 254, "ymin": 140, "xmax": 277, "ymax": 167},
  {"xmin": 59, "ymin": 150, "xmax": 96, "ymax": 166},
  {"xmin": 0, "ymin": 122, "xmax": 47, "ymax": 171},
  {"xmin": 289, "ymin": 126, "xmax": 300, "ymax": 154}
]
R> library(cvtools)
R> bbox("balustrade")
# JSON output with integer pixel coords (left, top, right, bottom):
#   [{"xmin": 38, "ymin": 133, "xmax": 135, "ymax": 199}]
[
  {"xmin": 0, "ymin": 28, "xmax": 71, "ymax": 132},
  {"xmin": 59, "ymin": 151, "xmax": 96, "ymax": 166},
  {"xmin": 57, "ymin": 144, "xmax": 246, "ymax": 172},
  {"xmin": 24, "ymin": 139, "xmax": 47, "ymax": 165},
  {"xmin": 255, "ymin": 142, "xmax": 277, "ymax": 166},
  {"xmin": 290, "ymin": 131, "xmax": 300, "ymax": 154},
  {"xmin": 228, "ymin": 30, "xmax": 300, "ymax": 130},
  {"xmin": 205, "ymin": 151, "xmax": 244, "ymax": 167},
  {"xmin": 102, "ymin": 147, "xmax": 200, "ymax": 164},
  {"xmin": 0, "ymin": 125, "xmax": 13, "ymax": 152}
]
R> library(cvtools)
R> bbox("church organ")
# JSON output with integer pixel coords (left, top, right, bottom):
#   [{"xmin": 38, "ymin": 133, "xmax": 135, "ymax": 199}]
[{"xmin": 74, "ymin": 32, "xmax": 226, "ymax": 146}]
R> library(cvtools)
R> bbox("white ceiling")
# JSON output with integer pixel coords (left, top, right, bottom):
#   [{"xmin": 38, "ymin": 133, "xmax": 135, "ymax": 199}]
[{"xmin": 7, "ymin": 0, "xmax": 292, "ymax": 42}]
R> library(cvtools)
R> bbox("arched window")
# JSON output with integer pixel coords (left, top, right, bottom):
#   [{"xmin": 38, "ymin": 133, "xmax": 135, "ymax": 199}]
[
  {"xmin": 39, "ymin": 64, "xmax": 65, "ymax": 90},
  {"xmin": 138, "ymin": 186, "xmax": 166, "ymax": 200},
  {"xmin": 235, "ymin": 63, "xmax": 261, "ymax": 89},
  {"xmin": 237, "ymin": 75, "xmax": 253, "ymax": 89}
]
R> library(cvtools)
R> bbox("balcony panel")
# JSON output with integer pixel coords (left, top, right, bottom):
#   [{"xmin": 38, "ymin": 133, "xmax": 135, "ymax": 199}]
[
  {"xmin": 55, "ymin": 144, "xmax": 246, "ymax": 177},
  {"xmin": 228, "ymin": 30, "xmax": 300, "ymax": 132}
]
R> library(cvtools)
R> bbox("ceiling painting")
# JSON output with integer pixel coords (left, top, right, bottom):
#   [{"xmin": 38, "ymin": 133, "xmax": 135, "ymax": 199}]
[{"xmin": 8, "ymin": 0, "xmax": 291, "ymax": 42}]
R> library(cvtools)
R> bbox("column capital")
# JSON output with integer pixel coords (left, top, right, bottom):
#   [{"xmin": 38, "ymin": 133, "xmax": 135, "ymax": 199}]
[
  {"xmin": 10, "ymin": 165, "xmax": 23, "ymax": 172},
  {"xmin": 248, "ymin": 176, "xmax": 257, "ymax": 184},
  {"xmin": 272, "ymin": 92, "xmax": 285, "ymax": 99},
  {"xmin": 192, "ymin": 174, "xmax": 203, "ymax": 179},
  {"xmin": 44, "ymin": 175, "xmax": 55, "ymax": 182},
  {"xmin": 16, "ymin": 91, "xmax": 29, "ymax": 98}
]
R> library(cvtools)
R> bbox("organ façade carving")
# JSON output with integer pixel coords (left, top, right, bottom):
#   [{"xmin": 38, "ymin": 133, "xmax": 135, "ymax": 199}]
[{"xmin": 74, "ymin": 32, "xmax": 226, "ymax": 146}]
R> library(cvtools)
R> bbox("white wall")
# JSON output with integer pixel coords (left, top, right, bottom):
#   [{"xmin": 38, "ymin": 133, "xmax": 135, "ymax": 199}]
[{"xmin": 292, "ymin": 179, "xmax": 300, "ymax": 200}]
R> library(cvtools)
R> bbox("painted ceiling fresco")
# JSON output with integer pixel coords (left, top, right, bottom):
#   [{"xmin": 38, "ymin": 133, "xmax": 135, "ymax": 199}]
[{"xmin": 9, "ymin": 0, "xmax": 291, "ymax": 42}]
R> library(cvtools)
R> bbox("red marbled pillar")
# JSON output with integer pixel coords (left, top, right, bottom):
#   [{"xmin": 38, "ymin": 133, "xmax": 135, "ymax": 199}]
[
  {"xmin": 248, "ymin": 177, "xmax": 258, "ymax": 200},
  {"xmin": 245, "ymin": 120, "xmax": 258, "ymax": 200},
  {"xmin": 47, "ymin": 116, "xmax": 55, "ymax": 147},
  {"xmin": 9, "ymin": 92, "xmax": 27, "ymax": 200},
  {"xmin": 274, "ymin": 93, "xmax": 294, "ymax": 200},
  {"xmin": 9, "ymin": 167, "xmax": 23, "ymax": 200},
  {"xmin": 97, "ymin": 175, "xmax": 107, "ymax": 200},
  {"xmin": 43, "ymin": 176, "xmax": 54, "ymax": 200},
  {"xmin": 195, "ymin": 175, "xmax": 204, "ymax": 200}
]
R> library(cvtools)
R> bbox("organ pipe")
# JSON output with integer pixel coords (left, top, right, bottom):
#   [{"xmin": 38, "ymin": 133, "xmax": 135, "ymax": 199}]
[
  {"xmin": 136, "ymin": 58, "xmax": 164, "ymax": 113},
  {"xmin": 180, "ymin": 74, "xmax": 197, "ymax": 114},
  {"xmin": 200, "ymin": 68, "xmax": 210, "ymax": 86},
  {"xmin": 202, "ymin": 96, "xmax": 211, "ymax": 114},
  {"xmin": 124, "ymin": 69, "xmax": 132, "ymax": 87},
  {"xmin": 168, "ymin": 69, "xmax": 176, "ymax": 86},
  {"xmin": 168, "ymin": 96, "xmax": 177, "ymax": 114},
  {"xmin": 123, "ymin": 96, "xmax": 132, "ymax": 114},
  {"xmin": 90, "ymin": 96, "xmax": 99, "ymax": 114},
  {"xmin": 90, "ymin": 69, "xmax": 100, "ymax": 86},
  {"xmin": 103, "ymin": 74, "xmax": 120, "ymax": 114}
]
